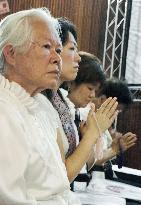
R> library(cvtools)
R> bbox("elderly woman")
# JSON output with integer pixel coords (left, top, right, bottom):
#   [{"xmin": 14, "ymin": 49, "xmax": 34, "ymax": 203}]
[{"xmin": 0, "ymin": 8, "xmax": 82, "ymax": 205}]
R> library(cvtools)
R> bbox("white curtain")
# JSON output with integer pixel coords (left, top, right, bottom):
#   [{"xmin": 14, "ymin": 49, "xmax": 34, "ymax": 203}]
[{"xmin": 126, "ymin": 0, "xmax": 141, "ymax": 84}]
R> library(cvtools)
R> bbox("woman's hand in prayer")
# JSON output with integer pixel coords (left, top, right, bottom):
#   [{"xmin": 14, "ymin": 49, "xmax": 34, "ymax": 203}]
[
  {"xmin": 95, "ymin": 97, "xmax": 118, "ymax": 133},
  {"xmin": 110, "ymin": 131, "xmax": 137, "ymax": 155},
  {"xmin": 79, "ymin": 104, "xmax": 100, "ymax": 143}
]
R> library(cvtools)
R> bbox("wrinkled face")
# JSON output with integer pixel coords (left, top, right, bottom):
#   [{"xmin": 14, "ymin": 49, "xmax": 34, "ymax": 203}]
[
  {"xmin": 71, "ymin": 83, "xmax": 100, "ymax": 108},
  {"xmin": 11, "ymin": 18, "xmax": 62, "ymax": 94},
  {"xmin": 60, "ymin": 32, "xmax": 81, "ymax": 82}
]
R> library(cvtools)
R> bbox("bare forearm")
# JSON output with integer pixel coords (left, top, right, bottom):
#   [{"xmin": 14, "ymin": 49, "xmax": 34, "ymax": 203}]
[
  {"xmin": 86, "ymin": 149, "xmax": 96, "ymax": 171},
  {"xmin": 65, "ymin": 132, "xmax": 99, "ymax": 182}
]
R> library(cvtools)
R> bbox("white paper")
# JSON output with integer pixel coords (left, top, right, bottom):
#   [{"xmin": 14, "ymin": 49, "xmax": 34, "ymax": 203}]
[
  {"xmin": 87, "ymin": 178, "xmax": 141, "ymax": 202},
  {"xmin": 75, "ymin": 191, "xmax": 126, "ymax": 205}
]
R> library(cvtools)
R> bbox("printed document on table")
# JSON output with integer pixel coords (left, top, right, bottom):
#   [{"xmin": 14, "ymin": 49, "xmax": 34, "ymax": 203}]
[
  {"xmin": 87, "ymin": 178, "xmax": 141, "ymax": 202},
  {"xmin": 75, "ymin": 191, "xmax": 126, "ymax": 205}
]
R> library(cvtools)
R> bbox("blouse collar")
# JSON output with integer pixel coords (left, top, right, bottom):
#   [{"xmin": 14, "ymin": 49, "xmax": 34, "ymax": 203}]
[
  {"xmin": 0, "ymin": 74, "xmax": 38, "ymax": 111},
  {"xmin": 60, "ymin": 88, "xmax": 76, "ymax": 120}
]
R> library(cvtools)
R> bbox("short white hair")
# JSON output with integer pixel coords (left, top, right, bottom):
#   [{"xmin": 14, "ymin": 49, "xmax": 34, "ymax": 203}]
[{"xmin": 0, "ymin": 8, "xmax": 60, "ymax": 73}]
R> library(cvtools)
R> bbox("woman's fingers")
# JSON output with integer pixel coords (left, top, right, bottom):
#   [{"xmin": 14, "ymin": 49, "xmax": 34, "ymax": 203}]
[
  {"xmin": 120, "ymin": 133, "xmax": 137, "ymax": 151},
  {"xmin": 123, "ymin": 132, "xmax": 135, "ymax": 138},
  {"xmin": 79, "ymin": 121, "xmax": 86, "ymax": 136},
  {"xmin": 123, "ymin": 133, "xmax": 137, "ymax": 143},
  {"xmin": 106, "ymin": 102, "xmax": 118, "ymax": 119},
  {"xmin": 87, "ymin": 107, "xmax": 94, "ymax": 122},
  {"xmin": 90, "ymin": 102, "xmax": 95, "ymax": 112},
  {"xmin": 126, "ymin": 142, "xmax": 136, "ymax": 149},
  {"xmin": 97, "ymin": 97, "xmax": 118, "ymax": 122},
  {"xmin": 98, "ymin": 97, "xmax": 112, "ymax": 112},
  {"xmin": 123, "ymin": 142, "xmax": 136, "ymax": 150},
  {"xmin": 99, "ymin": 97, "xmax": 117, "ymax": 114},
  {"xmin": 94, "ymin": 97, "xmax": 118, "ymax": 132},
  {"xmin": 126, "ymin": 138, "xmax": 137, "ymax": 145},
  {"xmin": 109, "ymin": 110, "xmax": 119, "ymax": 124}
]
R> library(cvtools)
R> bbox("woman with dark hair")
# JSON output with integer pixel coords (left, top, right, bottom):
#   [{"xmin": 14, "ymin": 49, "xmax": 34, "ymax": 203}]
[
  {"xmin": 65, "ymin": 52, "xmax": 136, "ymax": 192},
  {"xmin": 43, "ymin": 18, "xmax": 118, "ymax": 183},
  {"xmin": 92, "ymin": 78, "xmax": 137, "ymax": 170},
  {"xmin": 68, "ymin": 51, "xmax": 106, "ymax": 108},
  {"xmin": 44, "ymin": 17, "xmax": 81, "ymax": 158},
  {"xmin": 63, "ymin": 51, "xmax": 107, "ymax": 171},
  {"xmin": 98, "ymin": 78, "xmax": 132, "ymax": 111}
]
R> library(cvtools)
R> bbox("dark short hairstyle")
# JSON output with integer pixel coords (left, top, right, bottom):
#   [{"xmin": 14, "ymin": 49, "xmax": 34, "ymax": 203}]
[
  {"xmin": 58, "ymin": 17, "xmax": 77, "ymax": 45},
  {"xmin": 101, "ymin": 78, "xmax": 132, "ymax": 105},
  {"xmin": 74, "ymin": 51, "xmax": 106, "ymax": 87},
  {"xmin": 43, "ymin": 18, "xmax": 77, "ymax": 98}
]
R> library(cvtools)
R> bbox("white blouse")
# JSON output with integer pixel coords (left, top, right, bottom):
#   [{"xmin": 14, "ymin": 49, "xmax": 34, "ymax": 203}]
[{"xmin": 0, "ymin": 75, "xmax": 81, "ymax": 205}]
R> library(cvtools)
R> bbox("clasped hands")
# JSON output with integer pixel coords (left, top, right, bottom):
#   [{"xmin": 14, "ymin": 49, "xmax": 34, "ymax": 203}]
[
  {"xmin": 110, "ymin": 131, "xmax": 137, "ymax": 155},
  {"xmin": 80, "ymin": 97, "xmax": 118, "ymax": 140}
]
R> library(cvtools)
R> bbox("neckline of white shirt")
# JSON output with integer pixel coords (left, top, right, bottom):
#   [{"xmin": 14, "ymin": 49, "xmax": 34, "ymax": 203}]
[{"xmin": 0, "ymin": 74, "xmax": 38, "ymax": 111}]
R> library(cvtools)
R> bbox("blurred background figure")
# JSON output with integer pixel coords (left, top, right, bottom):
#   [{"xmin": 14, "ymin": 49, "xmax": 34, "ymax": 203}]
[{"xmin": 64, "ymin": 52, "xmax": 137, "ymax": 188}]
